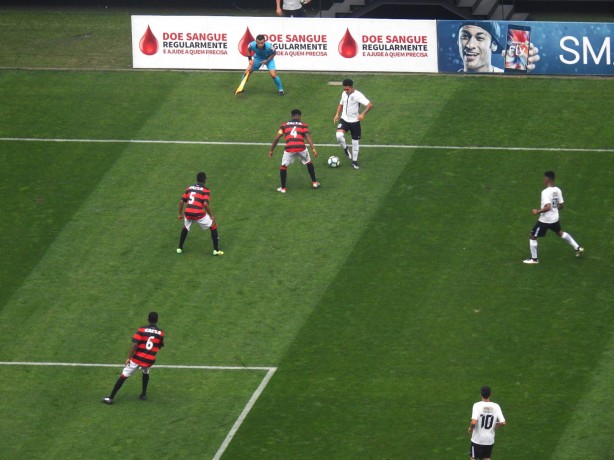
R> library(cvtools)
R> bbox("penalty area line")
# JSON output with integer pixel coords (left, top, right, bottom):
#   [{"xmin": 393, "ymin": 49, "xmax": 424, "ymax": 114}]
[
  {"xmin": 0, "ymin": 361, "xmax": 275, "ymax": 371},
  {"xmin": 0, "ymin": 361, "xmax": 277, "ymax": 460},
  {"xmin": 0, "ymin": 137, "xmax": 612, "ymax": 153}
]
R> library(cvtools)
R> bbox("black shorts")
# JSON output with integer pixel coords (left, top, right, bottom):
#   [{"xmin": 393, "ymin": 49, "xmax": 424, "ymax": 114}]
[
  {"xmin": 530, "ymin": 220, "xmax": 561, "ymax": 238},
  {"xmin": 283, "ymin": 7, "xmax": 305, "ymax": 17},
  {"xmin": 470, "ymin": 442, "xmax": 493, "ymax": 459},
  {"xmin": 337, "ymin": 119, "xmax": 362, "ymax": 140}
]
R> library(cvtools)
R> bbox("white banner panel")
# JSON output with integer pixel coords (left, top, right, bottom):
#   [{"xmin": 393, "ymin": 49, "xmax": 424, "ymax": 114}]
[{"xmin": 131, "ymin": 16, "xmax": 437, "ymax": 73}]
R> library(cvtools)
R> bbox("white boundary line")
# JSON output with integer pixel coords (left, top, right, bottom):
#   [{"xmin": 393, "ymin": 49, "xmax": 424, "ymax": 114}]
[
  {"xmin": 0, "ymin": 361, "xmax": 277, "ymax": 460},
  {"xmin": 0, "ymin": 136, "xmax": 612, "ymax": 153},
  {"xmin": 213, "ymin": 366, "xmax": 277, "ymax": 460}
]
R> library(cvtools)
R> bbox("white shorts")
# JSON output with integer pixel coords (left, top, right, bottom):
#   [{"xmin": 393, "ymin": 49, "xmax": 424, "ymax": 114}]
[
  {"xmin": 281, "ymin": 149, "xmax": 312, "ymax": 167},
  {"xmin": 121, "ymin": 360, "xmax": 150, "ymax": 378},
  {"xmin": 184, "ymin": 214, "xmax": 213, "ymax": 231}
]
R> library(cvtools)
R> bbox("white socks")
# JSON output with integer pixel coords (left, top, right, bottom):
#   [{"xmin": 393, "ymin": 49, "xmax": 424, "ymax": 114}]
[
  {"xmin": 336, "ymin": 131, "xmax": 347, "ymax": 148},
  {"xmin": 352, "ymin": 140, "xmax": 360, "ymax": 161},
  {"xmin": 560, "ymin": 232, "xmax": 579, "ymax": 250},
  {"xmin": 530, "ymin": 239, "xmax": 538, "ymax": 259}
]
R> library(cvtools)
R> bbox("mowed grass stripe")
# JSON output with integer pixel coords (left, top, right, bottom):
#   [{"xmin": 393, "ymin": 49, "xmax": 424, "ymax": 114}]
[
  {"xmin": 1, "ymin": 69, "xmax": 612, "ymax": 459},
  {"xmin": 0, "ymin": 364, "xmax": 270, "ymax": 459},
  {"xmin": 0, "ymin": 70, "xmax": 181, "ymax": 311},
  {"xmin": 551, "ymin": 330, "xmax": 614, "ymax": 460},
  {"xmin": 224, "ymin": 76, "xmax": 614, "ymax": 458}
]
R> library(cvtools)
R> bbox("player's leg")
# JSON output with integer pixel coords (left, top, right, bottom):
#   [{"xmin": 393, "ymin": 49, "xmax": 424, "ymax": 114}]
[
  {"xmin": 469, "ymin": 441, "xmax": 476, "ymax": 460},
  {"xmin": 558, "ymin": 229, "xmax": 583, "ymax": 255},
  {"xmin": 139, "ymin": 367, "xmax": 150, "ymax": 400},
  {"xmin": 300, "ymin": 150, "xmax": 319, "ymax": 188},
  {"xmin": 336, "ymin": 120, "xmax": 351, "ymax": 159},
  {"xmin": 243, "ymin": 58, "xmax": 260, "ymax": 79},
  {"xmin": 210, "ymin": 224, "xmax": 223, "ymax": 255},
  {"xmin": 102, "ymin": 361, "xmax": 138, "ymax": 404},
  {"xmin": 177, "ymin": 219, "xmax": 192, "ymax": 254},
  {"xmin": 197, "ymin": 215, "xmax": 223, "ymax": 255},
  {"xmin": 350, "ymin": 122, "xmax": 362, "ymax": 169},
  {"xmin": 279, "ymin": 166, "xmax": 288, "ymax": 190},
  {"xmin": 524, "ymin": 223, "xmax": 541, "ymax": 264},
  {"xmin": 278, "ymin": 152, "xmax": 294, "ymax": 192},
  {"xmin": 268, "ymin": 64, "xmax": 283, "ymax": 95}
]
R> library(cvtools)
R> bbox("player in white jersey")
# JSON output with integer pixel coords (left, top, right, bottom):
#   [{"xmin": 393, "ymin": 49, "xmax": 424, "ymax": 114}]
[
  {"xmin": 468, "ymin": 386, "xmax": 506, "ymax": 460},
  {"xmin": 333, "ymin": 78, "xmax": 373, "ymax": 170},
  {"xmin": 523, "ymin": 171, "xmax": 584, "ymax": 264}
]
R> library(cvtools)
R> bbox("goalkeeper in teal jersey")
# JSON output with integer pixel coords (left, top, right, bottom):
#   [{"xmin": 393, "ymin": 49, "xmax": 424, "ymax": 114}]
[{"xmin": 243, "ymin": 34, "xmax": 284, "ymax": 96}]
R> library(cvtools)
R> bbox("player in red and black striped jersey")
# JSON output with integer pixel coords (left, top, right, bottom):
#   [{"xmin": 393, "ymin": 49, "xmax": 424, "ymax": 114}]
[
  {"xmin": 102, "ymin": 312, "xmax": 165, "ymax": 404},
  {"xmin": 268, "ymin": 109, "xmax": 320, "ymax": 193},
  {"xmin": 176, "ymin": 171, "xmax": 223, "ymax": 256}
]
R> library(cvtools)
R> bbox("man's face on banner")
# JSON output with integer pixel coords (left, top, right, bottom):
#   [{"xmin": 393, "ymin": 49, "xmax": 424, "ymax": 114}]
[{"xmin": 458, "ymin": 25, "xmax": 495, "ymax": 72}]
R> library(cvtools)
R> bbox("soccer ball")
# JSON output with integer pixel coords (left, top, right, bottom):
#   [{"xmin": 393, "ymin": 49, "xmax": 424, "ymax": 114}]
[{"xmin": 328, "ymin": 156, "xmax": 340, "ymax": 168}]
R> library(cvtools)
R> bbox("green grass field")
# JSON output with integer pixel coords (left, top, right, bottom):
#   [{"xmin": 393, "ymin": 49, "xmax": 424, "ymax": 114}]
[{"xmin": 1, "ymin": 8, "xmax": 613, "ymax": 460}]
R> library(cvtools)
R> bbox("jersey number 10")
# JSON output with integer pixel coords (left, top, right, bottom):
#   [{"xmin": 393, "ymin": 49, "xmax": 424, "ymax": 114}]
[{"xmin": 479, "ymin": 414, "xmax": 494, "ymax": 429}]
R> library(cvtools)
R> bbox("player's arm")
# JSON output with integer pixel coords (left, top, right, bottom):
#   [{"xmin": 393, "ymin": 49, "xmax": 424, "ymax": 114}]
[
  {"xmin": 126, "ymin": 342, "xmax": 139, "ymax": 365},
  {"xmin": 358, "ymin": 101, "xmax": 373, "ymax": 121},
  {"xmin": 495, "ymin": 420, "xmax": 506, "ymax": 429},
  {"xmin": 276, "ymin": 0, "xmax": 283, "ymax": 15},
  {"xmin": 178, "ymin": 198, "xmax": 186, "ymax": 220},
  {"xmin": 334, "ymin": 103, "xmax": 343, "ymax": 123},
  {"xmin": 203, "ymin": 200, "xmax": 215, "ymax": 225},
  {"xmin": 305, "ymin": 133, "xmax": 317, "ymax": 157},
  {"xmin": 265, "ymin": 47, "xmax": 276, "ymax": 65},
  {"xmin": 532, "ymin": 203, "xmax": 552, "ymax": 215},
  {"xmin": 269, "ymin": 131, "xmax": 283, "ymax": 158},
  {"xmin": 468, "ymin": 418, "xmax": 477, "ymax": 433}
]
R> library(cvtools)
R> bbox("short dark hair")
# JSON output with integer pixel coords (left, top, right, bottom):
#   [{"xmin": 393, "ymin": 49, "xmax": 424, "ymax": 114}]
[
  {"xmin": 342, "ymin": 78, "xmax": 354, "ymax": 87},
  {"xmin": 197, "ymin": 172, "xmax": 206, "ymax": 183},
  {"xmin": 544, "ymin": 171, "xmax": 555, "ymax": 181},
  {"xmin": 459, "ymin": 21, "xmax": 502, "ymax": 52},
  {"xmin": 291, "ymin": 109, "xmax": 302, "ymax": 117},
  {"xmin": 481, "ymin": 386, "xmax": 491, "ymax": 398},
  {"xmin": 256, "ymin": 34, "xmax": 265, "ymax": 41},
  {"xmin": 148, "ymin": 311, "xmax": 158, "ymax": 323}
]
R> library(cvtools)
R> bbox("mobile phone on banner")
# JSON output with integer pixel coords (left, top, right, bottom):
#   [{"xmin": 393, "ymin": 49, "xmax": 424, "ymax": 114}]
[{"xmin": 504, "ymin": 25, "xmax": 531, "ymax": 73}]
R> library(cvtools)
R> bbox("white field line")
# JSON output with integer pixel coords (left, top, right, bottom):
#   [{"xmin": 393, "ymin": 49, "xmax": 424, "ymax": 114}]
[
  {"xmin": 0, "ymin": 136, "xmax": 612, "ymax": 153},
  {"xmin": 0, "ymin": 361, "xmax": 277, "ymax": 460},
  {"xmin": 213, "ymin": 366, "xmax": 277, "ymax": 460}
]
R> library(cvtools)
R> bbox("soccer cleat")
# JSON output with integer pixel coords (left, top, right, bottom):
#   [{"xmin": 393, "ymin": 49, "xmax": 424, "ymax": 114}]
[
  {"xmin": 576, "ymin": 246, "xmax": 584, "ymax": 257},
  {"xmin": 523, "ymin": 258, "xmax": 539, "ymax": 264},
  {"xmin": 139, "ymin": 394, "xmax": 147, "ymax": 401},
  {"xmin": 279, "ymin": 90, "xmax": 285, "ymax": 96},
  {"xmin": 343, "ymin": 147, "xmax": 351, "ymax": 160},
  {"xmin": 352, "ymin": 161, "xmax": 360, "ymax": 170},
  {"xmin": 312, "ymin": 182, "xmax": 321, "ymax": 189},
  {"xmin": 176, "ymin": 248, "xmax": 183, "ymax": 254},
  {"xmin": 276, "ymin": 187, "xmax": 287, "ymax": 193},
  {"xmin": 101, "ymin": 397, "xmax": 113, "ymax": 405},
  {"xmin": 213, "ymin": 250, "xmax": 224, "ymax": 256}
]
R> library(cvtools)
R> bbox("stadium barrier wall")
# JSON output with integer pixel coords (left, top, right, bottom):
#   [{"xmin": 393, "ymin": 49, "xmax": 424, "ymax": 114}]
[
  {"xmin": 439, "ymin": 20, "xmax": 614, "ymax": 75},
  {"xmin": 131, "ymin": 16, "xmax": 613, "ymax": 76},
  {"xmin": 131, "ymin": 16, "xmax": 438, "ymax": 72}
]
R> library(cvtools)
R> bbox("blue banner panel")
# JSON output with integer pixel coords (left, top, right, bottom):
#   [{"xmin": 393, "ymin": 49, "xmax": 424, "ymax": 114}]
[{"xmin": 437, "ymin": 20, "xmax": 614, "ymax": 76}]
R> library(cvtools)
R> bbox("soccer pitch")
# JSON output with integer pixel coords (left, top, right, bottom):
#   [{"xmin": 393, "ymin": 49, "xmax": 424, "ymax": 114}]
[{"xmin": 1, "ymin": 8, "xmax": 614, "ymax": 460}]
